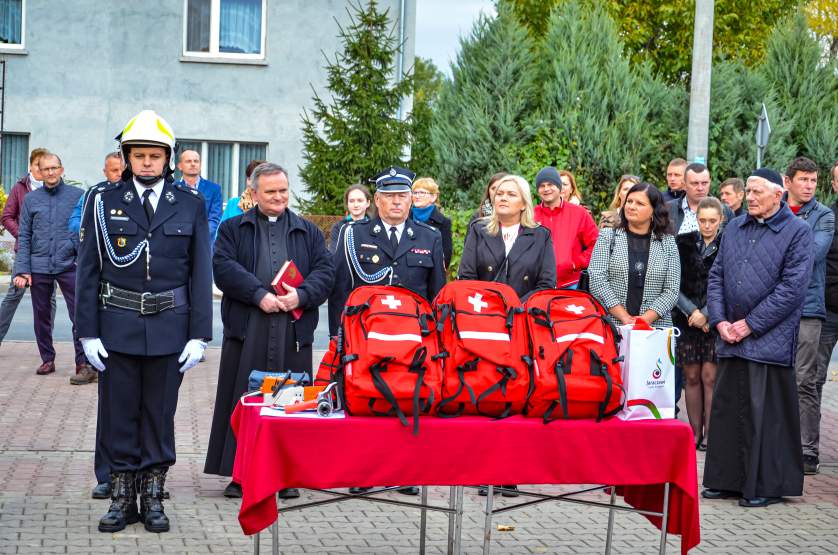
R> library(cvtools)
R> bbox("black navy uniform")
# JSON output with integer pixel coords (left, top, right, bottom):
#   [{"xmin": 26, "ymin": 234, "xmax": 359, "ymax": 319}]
[
  {"xmin": 75, "ymin": 178, "xmax": 213, "ymax": 472},
  {"xmin": 328, "ymin": 215, "xmax": 446, "ymax": 335}
]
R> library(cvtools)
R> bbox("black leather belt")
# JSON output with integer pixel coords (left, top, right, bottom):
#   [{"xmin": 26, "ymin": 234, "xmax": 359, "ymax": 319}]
[{"xmin": 99, "ymin": 281, "xmax": 188, "ymax": 315}]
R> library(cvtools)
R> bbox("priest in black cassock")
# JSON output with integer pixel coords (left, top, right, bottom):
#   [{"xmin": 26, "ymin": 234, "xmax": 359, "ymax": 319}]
[
  {"xmin": 703, "ymin": 168, "xmax": 814, "ymax": 508},
  {"xmin": 204, "ymin": 162, "xmax": 334, "ymax": 498}
]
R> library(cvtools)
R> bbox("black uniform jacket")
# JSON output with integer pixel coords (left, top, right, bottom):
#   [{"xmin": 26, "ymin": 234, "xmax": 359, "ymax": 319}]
[
  {"xmin": 458, "ymin": 220, "xmax": 556, "ymax": 300},
  {"xmin": 75, "ymin": 179, "xmax": 213, "ymax": 356},
  {"xmin": 328, "ymin": 216, "xmax": 446, "ymax": 336},
  {"xmin": 213, "ymin": 207, "xmax": 334, "ymax": 346}
]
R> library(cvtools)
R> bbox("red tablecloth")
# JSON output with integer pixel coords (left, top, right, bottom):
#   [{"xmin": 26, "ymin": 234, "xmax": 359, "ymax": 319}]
[{"xmin": 232, "ymin": 405, "xmax": 700, "ymax": 554}]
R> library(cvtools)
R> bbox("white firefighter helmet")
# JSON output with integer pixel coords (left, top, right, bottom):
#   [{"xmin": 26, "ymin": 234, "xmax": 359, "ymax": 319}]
[{"xmin": 116, "ymin": 110, "xmax": 177, "ymax": 171}]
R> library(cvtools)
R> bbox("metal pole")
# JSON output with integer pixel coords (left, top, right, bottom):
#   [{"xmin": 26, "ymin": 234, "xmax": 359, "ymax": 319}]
[
  {"xmin": 686, "ymin": 0, "xmax": 715, "ymax": 164},
  {"xmin": 482, "ymin": 486, "xmax": 494, "ymax": 555},
  {"xmin": 658, "ymin": 483, "xmax": 671, "ymax": 555},
  {"xmin": 605, "ymin": 487, "xmax": 617, "ymax": 555},
  {"xmin": 447, "ymin": 486, "xmax": 456, "ymax": 554},
  {"xmin": 452, "ymin": 486, "xmax": 464, "ymax": 555},
  {"xmin": 271, "ymin": 520, "xmax": 279, "ymax": 555},
  {"xmin": 419, "ymin": 486, "xmax": 428, "ymax": 555},
  {"xmin": 253, "ymin": 532, "xmax": 260, "ymax": 555}
]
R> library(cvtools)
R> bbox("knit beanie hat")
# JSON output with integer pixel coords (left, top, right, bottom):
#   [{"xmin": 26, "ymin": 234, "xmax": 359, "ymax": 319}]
[{"xmin": 535, "ymin": 167, "xmax": 562, "ymax": 189}]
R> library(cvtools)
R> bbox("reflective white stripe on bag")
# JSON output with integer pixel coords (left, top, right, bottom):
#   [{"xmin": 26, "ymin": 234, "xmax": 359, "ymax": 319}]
[
  {"xmin": 459, "ymin": 331, "xmax": 511, "ymax": 341},
  {"xmin": 368, "ymin": 331, "xmax": 422, "ymax": 342},
  {"xmin": 555, "ymin": 332, "xmax": 605, "ymax": 344}
]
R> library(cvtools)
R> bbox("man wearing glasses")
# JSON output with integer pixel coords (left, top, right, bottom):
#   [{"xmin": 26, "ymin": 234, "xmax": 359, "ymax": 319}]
[{"xmin": 12, "ymin": 153, "xmax": 93, "ymax": 383}]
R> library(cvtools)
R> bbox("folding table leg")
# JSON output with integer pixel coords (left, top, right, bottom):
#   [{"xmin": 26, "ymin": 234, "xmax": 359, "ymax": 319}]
[
  {"xmin": 482, "ymin": 485, "xmax": 494, "ymax": 555},
  {"xmin": 419, "ymin": 486, "xmax": 428, "ymax": 555},
  {"xmin": 447, "ymin": 486, "xmax": 456, "ymax": 554},
  {"xmin": 605, "ymin": 487, "xmax": 617, "ymax": 555},
  {"xmin": 658, "ymin": 483, "xmax": 670, "ymax": 555},
  {"xmin": 271, "ymin": 520, "xmax": 279, "ymax": 555},
  {"xmin": 452, "ymin": 486, "xmax": 465, "ymax": 555},
  {"xmin": 253, "ymin": 531, "xmax": 260, "ymax": 555}
]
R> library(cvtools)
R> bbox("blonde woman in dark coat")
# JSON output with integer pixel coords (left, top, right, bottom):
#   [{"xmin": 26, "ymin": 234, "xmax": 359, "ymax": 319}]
[{"xmin": 459, "ymin": 174, "xmax": 556, "ymax": 300}]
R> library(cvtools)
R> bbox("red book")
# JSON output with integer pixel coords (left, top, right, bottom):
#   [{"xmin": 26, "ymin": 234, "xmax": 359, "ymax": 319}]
[{"xmin": 272, "ymin": 260, "xmax": 304, "ymax": 320}]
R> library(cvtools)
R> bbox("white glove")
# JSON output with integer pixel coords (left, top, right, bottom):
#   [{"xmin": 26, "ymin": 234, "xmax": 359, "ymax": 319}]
[
  {"xmin": 81, "ymin": 338, "xmax": 109, "ymax": 372},
  {"xmin": 178, "ymin": 339, "xmax": 207, "ymax": 374}
]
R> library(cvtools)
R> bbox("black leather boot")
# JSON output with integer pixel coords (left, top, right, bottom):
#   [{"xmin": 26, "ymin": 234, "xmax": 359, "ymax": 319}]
[
  {"xmin": 98, "ymin": 472, "xmax": 139, "ymax": 533},
  {"xmin": 139, "ymin": 467, "xmax": 170, "ymax": 533}
]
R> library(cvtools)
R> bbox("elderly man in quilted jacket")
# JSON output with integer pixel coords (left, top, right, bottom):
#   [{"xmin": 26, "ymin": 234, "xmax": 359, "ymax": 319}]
[{"xmin": 702, "ymin": 168, "xmax": 814, "ymax": 509}]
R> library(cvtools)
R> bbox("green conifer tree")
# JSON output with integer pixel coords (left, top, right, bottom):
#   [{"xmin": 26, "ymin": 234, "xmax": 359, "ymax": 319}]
[
  {"xmin": 706, "ymin": 60, "xmax": 796, "ymax": 185},
  {"xmin": 761, "ymin": 12, "xmax": 838, "ymax": 193},
  {"xmin": 408, "ymin": 57, "xmax": 445, "ymax": 178},
  {"xmin": 298, "ymin": 0, "xmax": 413, "ymax": 214},
  {"xmin": 429, "ymin": 2, "xmax": 537, "ymax": 207},
  {"xmin": 536, "ymin": 0, "xmax": 683, "ymax": 212}
]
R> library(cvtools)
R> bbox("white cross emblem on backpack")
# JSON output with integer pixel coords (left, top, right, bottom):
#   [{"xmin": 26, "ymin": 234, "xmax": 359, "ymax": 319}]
[
  {"xmin": 381, "ymin": 295, "xmax": 402, "ymax": 309},
  {"xmin": 565, "ymin": 304, "xmax": 585, "ymax": 315},
  {"xmin": 468, "ymin": 293, "xmax": 489, "ymax": 313}
]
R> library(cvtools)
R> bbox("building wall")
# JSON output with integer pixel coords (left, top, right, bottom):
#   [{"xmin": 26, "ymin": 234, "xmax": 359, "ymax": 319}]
[{"xmin": 0, "ymin": 0, "xmax": 415, "ymax": 207}]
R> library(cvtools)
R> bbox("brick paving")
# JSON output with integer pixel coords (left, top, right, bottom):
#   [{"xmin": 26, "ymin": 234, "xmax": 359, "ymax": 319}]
[{"xmin": 0, "ymin": 340, "xmax": 836, "ymax": 554}]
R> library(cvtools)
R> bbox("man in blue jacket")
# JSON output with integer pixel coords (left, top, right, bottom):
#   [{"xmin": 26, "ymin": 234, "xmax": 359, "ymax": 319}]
[
  {"xmin": 13, "ymin": 152, "xmax": 90, "ymax": 382},
  {"xmin": 782, "ymin": 157, "xmax": 834, "ymax": 476},
  {"xmin": 176, "ymin": 149, "xmax": 222, "ymax": 243},
  {"xmin": 702, "ymin": 168, "xmax": 813, "ymax": 508}
]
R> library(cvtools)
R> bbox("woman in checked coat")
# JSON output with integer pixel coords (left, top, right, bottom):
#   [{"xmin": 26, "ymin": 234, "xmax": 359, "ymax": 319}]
[{"xmin": 588, "ymin": 182, "xmax": 680, "ymax": 327}]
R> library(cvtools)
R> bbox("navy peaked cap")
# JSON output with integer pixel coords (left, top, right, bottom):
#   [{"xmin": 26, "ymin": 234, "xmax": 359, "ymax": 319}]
[{"xmin": 373, "ymin": 166, "xmax": 415, "ymax": 192}]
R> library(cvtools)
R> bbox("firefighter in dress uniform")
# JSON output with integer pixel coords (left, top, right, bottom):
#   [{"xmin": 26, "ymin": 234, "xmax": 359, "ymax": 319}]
[
  {"xmin": 327, "ymin": 167, "xmax": 446, "ymax": 496},
  {"xmin": 75, "ymin": 110, "xmax": 212, "ymax": 533}
]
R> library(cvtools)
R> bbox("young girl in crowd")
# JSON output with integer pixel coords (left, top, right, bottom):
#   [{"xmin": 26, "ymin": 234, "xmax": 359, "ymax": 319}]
[{"xmin": 674, "ymin": 197, "xmax": 724, "ymax": 450}]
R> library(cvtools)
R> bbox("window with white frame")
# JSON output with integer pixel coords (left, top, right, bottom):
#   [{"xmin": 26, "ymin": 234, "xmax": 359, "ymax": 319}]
[
  {"xmin": 175, "ymin": 140, "xmax": 268, "ymax": 201},
  {"xmin": 183, "ymin": 0, "xmax": 266, "ymax": 60},
  {"xmin": 0, "ymin": 0, "xmax": 25, "ymax": 50},
  {"xmin": 1, "ymin": 132, "xmax": 29, "ymax": 193}
]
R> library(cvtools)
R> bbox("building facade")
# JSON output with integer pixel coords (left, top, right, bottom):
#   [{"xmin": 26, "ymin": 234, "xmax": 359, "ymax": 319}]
[{"xmin": 0, "ymin": 0, "xmax": 416, "ymax": 206}]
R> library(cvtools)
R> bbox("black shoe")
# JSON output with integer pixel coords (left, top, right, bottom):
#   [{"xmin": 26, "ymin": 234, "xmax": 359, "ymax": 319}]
[
  {"xmin": 277, "ymin": 488, "xmax": 300, "ymax": 499},
  {"xmin": 139, "ymin": 467, "xmax": 170, "ymax": 533},
  {"xmin": 500, "ymin": 485, "xmax": 519, "ymax": 498},
  {"xmin": 349, "ymin": 487, "xmax": 371, "ymax": 495},
  {"xmin": 92, "ymin": 482, "xmax": 112, "ymax": 499},
  {"xmin": 803, "ymin": 455, "xmax": 820, "ymax": 475},
  {"xmin": 697, "ymin": 440, "xmax": 707, "ymax": 452},
  {"xmin": 397, "ymin": 486, "xmax": 420, "ymax": 496},
  {"xmin": 739, "ymin": 496, "xmax": 782, "ymax": 508},
  {"xmin": 98, "ymin": 472, "xmax": 139, "ymax": 533},
  {"xmin": 223, "ymin": 481, "xmax": 242, "ymax": 498},
  {"xmin": 701, "ymin": 488, "xmax": 739, "ymax": 500}
]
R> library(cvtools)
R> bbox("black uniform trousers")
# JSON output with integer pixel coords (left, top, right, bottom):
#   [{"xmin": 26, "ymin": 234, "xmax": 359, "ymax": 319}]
[
  {"xmin": 94, "ymin": 387, "xmax": 111, "ymax": 483},
  {"xmin": 99, "ymin": 350, "xmax": 184, "ymax": 472}
]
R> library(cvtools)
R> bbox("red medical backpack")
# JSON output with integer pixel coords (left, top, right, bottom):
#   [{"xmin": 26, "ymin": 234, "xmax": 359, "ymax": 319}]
[
  {"xmin": 336, "ymin": 285, "xmax": 443, "ymax": 434},
  {"xmin": 433, "ymin": 280, "xmax": 532, "ymax": 417},
  {"xmin": 525, "ymin": 289, "xmax": 623, "ymax": 422}
]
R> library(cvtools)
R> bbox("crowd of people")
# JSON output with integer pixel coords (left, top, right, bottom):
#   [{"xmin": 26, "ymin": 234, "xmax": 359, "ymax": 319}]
[{"xmin": 1, "ymin": 107, "xmax": 836, "ymax": 528}]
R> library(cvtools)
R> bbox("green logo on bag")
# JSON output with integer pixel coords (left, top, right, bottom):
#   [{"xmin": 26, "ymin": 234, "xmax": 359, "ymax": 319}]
[{"xmin": 627, "ymin": 399, "xmax": 662, "ymax": 419}]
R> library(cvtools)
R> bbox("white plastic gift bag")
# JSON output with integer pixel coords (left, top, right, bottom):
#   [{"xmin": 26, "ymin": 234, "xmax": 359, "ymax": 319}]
[{"xmin": 617, "ymin": 320, "xmax": 678, "ymax": 421}]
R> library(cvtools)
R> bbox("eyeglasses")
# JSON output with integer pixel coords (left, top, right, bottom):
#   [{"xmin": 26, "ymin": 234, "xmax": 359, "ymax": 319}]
[
  {"xmin": 40, "ymin": 166, "xmax": 62, "ymax": 174},
  {"xmin": 619, "ymin": 174, "xmax": 641, "ymax": 183},
  {"xmin": 412, "ymin": 190, "xmax": 433, "ymax": 197}
]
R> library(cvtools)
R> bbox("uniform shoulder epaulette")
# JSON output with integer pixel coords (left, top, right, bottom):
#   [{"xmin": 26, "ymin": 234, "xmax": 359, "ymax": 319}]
[
  {"xmin": 413, "ymin": 220, "xmax": 440, "ymax": 233},
  {"xmin": 173, "ymin": 182, "xmax": 203, "ymax": 199}
]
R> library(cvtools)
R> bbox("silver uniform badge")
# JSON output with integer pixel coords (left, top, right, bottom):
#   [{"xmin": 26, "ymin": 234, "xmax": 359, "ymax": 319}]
[
  {"xmin": 165, "ymin": 191, "xmax": 176, "ymax": 204},
  {"xmin": 389, "ymin": 168, "xmax": 397, "ymax": 176},
  {"xmin": 406, "ymin": 227, "xmax": 414, "ymax": 237},
  {"xmin": 123, "ymin": 190, "xmax": 134, "ymax": 203},
  {"xmin": 373, "ymin": 224, "xmax": 381, "ymax": 233}
]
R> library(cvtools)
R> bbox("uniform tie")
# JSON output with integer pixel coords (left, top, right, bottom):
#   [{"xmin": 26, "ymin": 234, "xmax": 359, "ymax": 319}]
[
  {"xmin": 142, "ymin": 189, "xmax": 154, "ymax": 224},
  {"xmin": 389, "ymin": 226, "xmax": 399, "ymax": 251}
]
